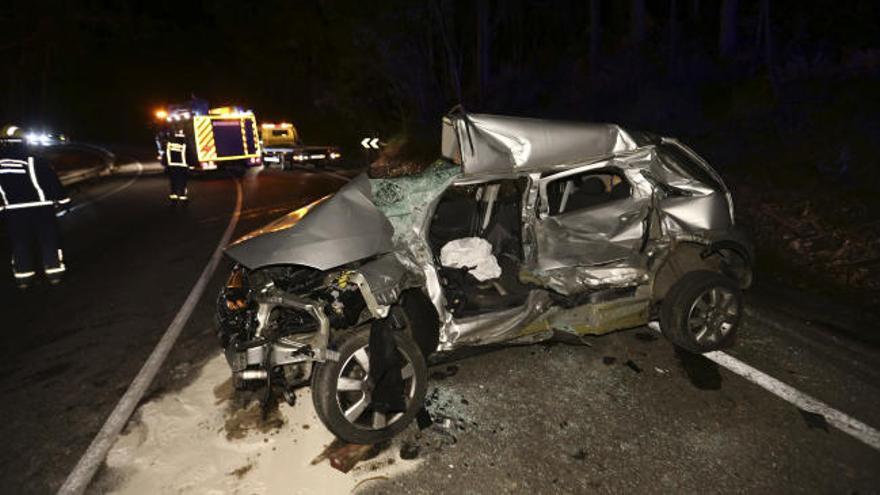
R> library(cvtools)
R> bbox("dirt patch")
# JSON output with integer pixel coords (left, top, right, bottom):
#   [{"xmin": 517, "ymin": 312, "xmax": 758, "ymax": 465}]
[
  {"xmin": 213, "ymin": 378, "xmax": 234, "ymax": 405},
  {"xmin": 227, "ymin": 461, "xmax": 255, "ymax": 479},
  {"xmin": 223, "ymin": 398, "xmax": 286, "ymax": 440}
]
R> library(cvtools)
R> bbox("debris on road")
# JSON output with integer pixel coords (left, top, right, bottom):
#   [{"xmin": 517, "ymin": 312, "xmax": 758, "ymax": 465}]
[
  {"xmin": 399, "ymin": 442, "xmax": 420, "ymax": 460},
  {"xmin": 429, "ymin": 365, "xmax": 460, "ymax": 380},
  {"xmin": 222, "ymin": 396, "xmax": 285, "ymax": 440},
  {"xmin": 799, "ymin": 409, "xmax": 831, "ymax": 432},
  {"xmin": 310, "ymin": 440, "xmax": 388, "ymax": 473},
  {"xmin": 624, "ymin": 360, "xmax": 643, "ymax": 373}
]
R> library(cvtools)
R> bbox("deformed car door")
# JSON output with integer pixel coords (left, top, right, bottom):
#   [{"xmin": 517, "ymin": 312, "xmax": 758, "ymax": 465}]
[{"xmin": 533, "ymin": 162, "xmax": 651, "ymax": 272}]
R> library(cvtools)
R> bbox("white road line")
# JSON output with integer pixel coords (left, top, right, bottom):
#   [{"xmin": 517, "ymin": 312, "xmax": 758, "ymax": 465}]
[
  {"xmin": 646, "ymin": 321, "xmax": 880, "ymax": 451},
  {"xmin": 57, "ymin": 179, "xmax": 243, "ymax": 495},
  {"xmin": 67, "ymin": 161, "xmax": 144, "ymax": 214},
  {"xmin": 703, "ymin": 350, "xmax": 880, "ymax": 451}
]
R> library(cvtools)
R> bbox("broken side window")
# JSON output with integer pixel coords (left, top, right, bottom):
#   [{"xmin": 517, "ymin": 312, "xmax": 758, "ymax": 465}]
[{"xmin": 544, "ymin": 168, "xmax": 632, "ymax": 216}]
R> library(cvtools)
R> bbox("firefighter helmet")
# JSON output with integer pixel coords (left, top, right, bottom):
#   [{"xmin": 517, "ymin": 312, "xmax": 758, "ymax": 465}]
[{"xmin": 1, "ymin": 124, "xmax": 24, "ymax": 141}]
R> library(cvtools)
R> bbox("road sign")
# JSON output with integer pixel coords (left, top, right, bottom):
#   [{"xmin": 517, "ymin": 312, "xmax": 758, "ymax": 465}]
[{"xmin": 360, "ymin": 137, "xmax": 380, "ymax": 149}]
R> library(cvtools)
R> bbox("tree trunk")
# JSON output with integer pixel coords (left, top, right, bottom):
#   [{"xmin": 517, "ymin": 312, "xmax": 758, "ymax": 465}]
[
  {"xmin": 669, "ymin": 0, "xmax": 678, "ymax": 75},
  {"xmin": 431, "ymin": 0, "xmax": 462, "ymax": 103},
  {"xmin": 631, "ymin": 0, "xmax": 647, "ymax": 44},
  {"xmin": 719, "ymin": 0, "xmax": 738, "ymax": 58},
  {"xmin": 760, "ymin": 0, "xmax": 773, "ymax": 72},
  {"xmin": 590, "ymin": 0, "xmax": 600, "ymax": 73},
  {"xmin": 690, "ymin": 0, "xmax": 700, "ymax": 20},
  {"xmin": 476, "ymin": 0, "xmax": 490, "ymax": 105}
]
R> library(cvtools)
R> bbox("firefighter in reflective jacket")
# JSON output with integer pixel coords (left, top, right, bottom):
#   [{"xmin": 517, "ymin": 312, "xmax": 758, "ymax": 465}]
[
  {"xmin": 165, "ymin": 130, "xmax": 189, "ymax": 204},
  {"xmin": 0, "ymin": 125, "xmax": 70, "ymax": 289}
]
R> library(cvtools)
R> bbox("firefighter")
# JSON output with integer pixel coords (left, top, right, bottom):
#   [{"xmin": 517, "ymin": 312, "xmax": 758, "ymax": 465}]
[
  {"xmin": 165, "ymin": 130, "xmax": 189, "ymax": 204},
  {"xmin": 0, "ymin": 125, "xmax": 70, "ymax": 289}
]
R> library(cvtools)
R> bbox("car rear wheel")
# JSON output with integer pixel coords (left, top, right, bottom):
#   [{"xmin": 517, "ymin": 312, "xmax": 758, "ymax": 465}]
[
  {"xmin": 660, "ymin": 270, "xmax": 742, "ymax": 353},
  {"xmin": 311, "ymin": 325, "xmax": 427, "ymax": 444}
]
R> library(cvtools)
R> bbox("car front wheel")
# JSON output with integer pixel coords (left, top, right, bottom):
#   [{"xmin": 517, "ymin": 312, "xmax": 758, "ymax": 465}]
[
  {"xmin": 660, "ymin": 270, "xmax": 743, "ymax": 353},
  {"xmin": 311, "ymin": 325, "xmax": 427, "ymax": 444}
]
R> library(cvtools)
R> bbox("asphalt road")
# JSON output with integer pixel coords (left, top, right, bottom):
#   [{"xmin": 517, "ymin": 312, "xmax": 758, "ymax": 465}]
[
  {"xmin": 0, "ymin": 158, "xmax": 359, "ymax": 494},
  {"xmin": 0, "ymin": 156, "xmax": 878, "ymax": 494}
]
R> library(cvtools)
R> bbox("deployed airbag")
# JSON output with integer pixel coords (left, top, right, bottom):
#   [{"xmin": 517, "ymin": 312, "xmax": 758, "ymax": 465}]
[{"xmin": 440, "ymin": 237, "xmax": 502, "ymax": 281}]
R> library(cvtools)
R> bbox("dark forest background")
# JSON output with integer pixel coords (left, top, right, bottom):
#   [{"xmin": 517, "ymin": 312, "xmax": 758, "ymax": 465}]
[{"xmin": 2, "ymin": 0, "xmax": 880, "ymax": 306}]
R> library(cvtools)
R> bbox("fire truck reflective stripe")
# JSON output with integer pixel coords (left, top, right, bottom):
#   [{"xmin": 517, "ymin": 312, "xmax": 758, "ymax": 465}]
[
  {"xmin": 252, "ymin": 118, "xmax": 261, "ymax": 154},
  {"xmin": 0, "ymin": 160, "xmax": 27, "ymax": 167},
  {"xmin": 194, "ymin": 116, "xmax": 217, "ymax": 161},
  {"xmin": 196, "ymin": 122, "xmax": 212, "ymax": 142},
  {"xmin": 13, "ymin": 271, "xmax": 36, "ymax": 278},
  {"xmin": 58, "ymin": 197, "xmax": 71, "ymax": 204},
  {"xmin": 3, "ymin": 201, "xmax": 54, "ymax": 209},
  {"xmin": 27, "ymin": 157, "xmax": 46, "ymax": 202},
  {"xmin": 240, "ymin": 118, "xmax": 248, "ymax": 152},
  {"xmin": 0, "ymin": 169, "xmax": 26, "ymax": 174},
  {"xmin": 45, "ymin": 264, "xmax": 66, "ymax": 274},
  {"xmin": 58, "ymin": 249, "xmax": 64, "ymax": 261},
  {"xmin": 0, "ymin": 183, "xmax": 7, "ymax": 205}
]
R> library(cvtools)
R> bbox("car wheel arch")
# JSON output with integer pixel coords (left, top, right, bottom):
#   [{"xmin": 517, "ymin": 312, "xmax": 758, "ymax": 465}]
[{"xmin": 652, "ymin": 240, "xmax": 749, "ymax": 302}]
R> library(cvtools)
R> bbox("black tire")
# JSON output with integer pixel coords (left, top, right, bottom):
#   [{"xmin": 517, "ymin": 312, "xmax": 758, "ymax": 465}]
[
  {"xmin": 311, "ymin": 325, "xmax": 428, "ymax": 444},
  {"xmin": 660, "ymin": 270, "xmax": 743, "ymax": 353}
]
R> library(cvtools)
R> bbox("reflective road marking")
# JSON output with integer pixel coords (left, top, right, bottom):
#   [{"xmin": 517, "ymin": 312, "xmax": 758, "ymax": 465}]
[
  {"xmin": 703, "ymin": 349, "xmax": 880, "ymax": 451},
  {"xmin": 58, "ymin": 179, "xmax": 243, "ymax": 495},
  {"xmin": 645, "ymin": 322, "xmax": 880, "ymax": 451}
]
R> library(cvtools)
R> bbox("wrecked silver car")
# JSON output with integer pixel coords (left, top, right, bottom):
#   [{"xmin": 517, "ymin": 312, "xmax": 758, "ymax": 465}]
[{"xmin": 216, "ymin": 109, "xmax": 753, "ymax": 443}]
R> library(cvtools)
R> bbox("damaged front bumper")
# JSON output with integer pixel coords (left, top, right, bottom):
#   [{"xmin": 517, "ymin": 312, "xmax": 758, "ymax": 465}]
[{"xmin": 223, "ymin": 287, "xmax": 340, "ymax": 384}]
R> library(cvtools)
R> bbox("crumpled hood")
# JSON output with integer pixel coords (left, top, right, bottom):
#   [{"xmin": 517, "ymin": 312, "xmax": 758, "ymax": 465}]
[{"xmin": 225, "ymin": 174, "xmax": 395, "ymax": 270}]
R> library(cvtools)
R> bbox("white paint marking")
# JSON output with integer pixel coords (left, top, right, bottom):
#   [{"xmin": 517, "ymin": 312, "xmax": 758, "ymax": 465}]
[
  {"xmin": 702, "ymin": 350, "xmax": 880, "ymax": 451},
  {"xmin": 647, "ymin": 320, "xmax": 880, "ymax": 451},
  {"xmin": 58, "ymin": 179, "xmax": 243, "ymax": 495},
  {"xmin": 68, "ymin": 161, "xmax": 144, "ymax": 213}
]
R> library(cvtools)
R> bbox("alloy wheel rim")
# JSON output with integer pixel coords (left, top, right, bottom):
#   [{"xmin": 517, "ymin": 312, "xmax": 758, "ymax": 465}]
[
  {"xmin": 686, "ymin": 286, "xmax": 739, "ymax": 345},
  {"xmin": 335, "ymin": 344, "xmax": 417, "ymax": 430}
]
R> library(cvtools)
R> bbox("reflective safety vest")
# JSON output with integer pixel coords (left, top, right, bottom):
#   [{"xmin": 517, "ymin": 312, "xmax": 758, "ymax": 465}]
[
  {"xmin": 0, "ymin": 150, "xmax": 70, "ymax": 212},
  {"xmin": 166, "ymin": 141, "xmax": 188, "ymax": 168}
]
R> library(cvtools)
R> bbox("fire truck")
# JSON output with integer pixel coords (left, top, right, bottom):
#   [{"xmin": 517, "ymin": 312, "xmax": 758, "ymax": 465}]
[{"xmin": 154, "ymin": 99, "xmax": 261, "ymax": 173}]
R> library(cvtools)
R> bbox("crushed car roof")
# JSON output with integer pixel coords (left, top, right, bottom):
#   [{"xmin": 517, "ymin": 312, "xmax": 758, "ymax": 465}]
[{"xmin": 441, "ymin": 109, "xmax": 638, "ymax": 176}]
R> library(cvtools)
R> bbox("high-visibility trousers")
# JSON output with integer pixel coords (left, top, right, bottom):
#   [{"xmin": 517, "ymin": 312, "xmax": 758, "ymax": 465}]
[{"xmin": 5, "ymin": 206, "xmax": 64, "ymax": 281}]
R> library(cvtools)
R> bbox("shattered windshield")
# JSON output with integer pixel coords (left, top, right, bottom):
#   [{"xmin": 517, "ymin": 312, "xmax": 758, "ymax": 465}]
[{"xmin": 370, "ymin": 160, "xmax": 460, "ymax": 244}]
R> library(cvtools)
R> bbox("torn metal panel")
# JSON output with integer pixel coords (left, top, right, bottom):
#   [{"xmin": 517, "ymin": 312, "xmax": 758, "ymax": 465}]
[
  {"xmin": 442, "ymin": 112, "xmax": 638, "ymax": 176},
  {"xmin": 225, "ymin": 174, "xmax": 394, "ymax": 270},
  {"xmin": 442, "ymin": 290, "xmax": 553, "ymax": 348},
  {"xmin": 532, "ymin": 198, "xmax": 651, "ymax": 271},
  {"xmin": 356, "ymin": 252, "xmax": 425, "ymax": 307},
  {"xmin": 522, "ymin": 262, "xmax": 648, "ymax": 296},
  {"xmin": 659, "ymin": 194, "xmax": 732, "ymax": 232}
]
